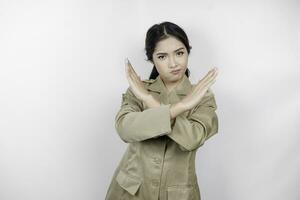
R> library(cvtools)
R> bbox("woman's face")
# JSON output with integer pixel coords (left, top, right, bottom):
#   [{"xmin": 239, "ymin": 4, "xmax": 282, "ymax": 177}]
[{"xmin": 152, "ymin": 36, "xmax": 189, "ymax": 85}]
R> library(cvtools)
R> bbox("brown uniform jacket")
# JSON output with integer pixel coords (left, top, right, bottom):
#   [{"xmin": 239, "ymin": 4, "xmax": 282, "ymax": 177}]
[{"xmin": 105, "ymin": 74, "xmax": 219, "ymax": 200}]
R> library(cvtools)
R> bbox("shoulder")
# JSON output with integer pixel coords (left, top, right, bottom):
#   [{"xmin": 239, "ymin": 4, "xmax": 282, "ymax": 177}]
[
  {"xmin": 206, "ymin": 88, "xmax": 215, "ymax": 97},
  {"xmin": 202, "ymin": 88, "xmax": 217, "ymax": 108},
  {"xmin": 141, "ymin": 78, "xmax": 157, "ymax": 90}
]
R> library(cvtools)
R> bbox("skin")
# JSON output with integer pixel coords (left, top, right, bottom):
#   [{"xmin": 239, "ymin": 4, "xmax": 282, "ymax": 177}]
[{"xmin": 125, "ymin": 36, "xmax": 219, "ymax": 120}]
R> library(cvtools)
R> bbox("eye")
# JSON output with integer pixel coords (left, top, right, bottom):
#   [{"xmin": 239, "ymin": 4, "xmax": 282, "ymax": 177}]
[
  {"xmin": 158, "ymin": 55, "xmax": 165, "ymax": 60},
  {"xmin": 176, "ymin": 51, "xmax": 184, "ymax": 56}
]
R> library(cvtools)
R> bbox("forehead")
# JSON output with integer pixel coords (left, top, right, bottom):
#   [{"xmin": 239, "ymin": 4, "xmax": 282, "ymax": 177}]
[{"xmin": 154, "ymin": 36, "xmax": 185, "ymax": 53}]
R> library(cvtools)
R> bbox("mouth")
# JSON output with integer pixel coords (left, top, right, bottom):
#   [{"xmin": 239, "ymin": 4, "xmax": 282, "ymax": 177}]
[{"xmin": 170, "ymin": 69, "xmax": 181, "ymax": 74}]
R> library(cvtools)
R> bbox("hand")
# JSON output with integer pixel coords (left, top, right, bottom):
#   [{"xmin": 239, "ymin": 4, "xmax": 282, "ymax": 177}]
[
  {"xmin": 180, "ymin": 67, "xmax": 219, "ymax": 111},
  {"xmin": 125, "ymin": 58, "xmax": 151, "ymax": 102}
]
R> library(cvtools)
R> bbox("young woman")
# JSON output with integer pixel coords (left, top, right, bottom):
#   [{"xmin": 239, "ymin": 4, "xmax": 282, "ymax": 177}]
[{"xmin": 105, "ymin": 21, "xmax": 219, "ymax": 200}]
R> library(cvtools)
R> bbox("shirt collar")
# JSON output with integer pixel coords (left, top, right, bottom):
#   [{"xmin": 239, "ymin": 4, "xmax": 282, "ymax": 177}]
[{"xmin": 147, "ymin": 74, "xmax": 192, "ymax": 96}]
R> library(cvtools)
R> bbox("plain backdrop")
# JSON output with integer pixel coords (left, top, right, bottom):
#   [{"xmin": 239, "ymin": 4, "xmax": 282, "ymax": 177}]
[{"xmin": 0, "ymin": 0, "xmax": 299, "ymax": 200}]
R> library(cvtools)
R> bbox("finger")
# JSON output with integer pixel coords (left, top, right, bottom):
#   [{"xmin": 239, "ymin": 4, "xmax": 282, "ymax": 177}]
[
  {"xmin": 128, "ymin": 71, "xmax": 136, "ymax": 87},
  {"xmin": 125, "ymin": 63, "xmax": 139, "ymax": 94},
  {"xmin": 195, "ymin": 71, "xmax": 214, "ymax": 90},
  {"xmin": 195, "ymin": 70, "xmax": 217, "ymax": 92},
  {"xmin": 128, "ymin": 68, "xmax": 142, "ymax": 90},
  {"xmin": 127, "ymin": 59, "xmax": 136, "ymax": 74},
  {"xmin": 198, "ymin": 78, "xmax": 216, "ymax": 96},
  {"xmin": 189, "ymin": 68, "xmax": 218, "ymax": 96},
  {"xmin": 125, "ymin": 61, "xmax": 128, "ymax": 76},
  {"xmin": 206, "ymin": 67, "xmax": 218, "ymax": 79},
  {"xmin": 125, "ymin": 59, "xmax": 136, "ymax": 82},
  {"xmin": 127, "ymin": 59, "xmax": 141, "ymax": 80},
  {"xmin": 200, "ymin": 67, "xmax": 218, "ymax": 85},
  {"xmin": 127, "ymin": 73, "xmax": 135, "ymax": 90},
  {"xmin": 203, "ymin": 74, "xmax": 217, "ymax": 89},
  {"xmin": 125, "ymin": 61, "xmax": 136, "ymax": 85},
  {"xmin": 126, "ymin": 58, "xmax": 135, "ymax": 74},
  {"xmin": 125, "ymin": 61, "xmax": 131, "ymax": 80},
  {"xmin": 212, "ymin": 67, "xmax": 219, "ymax": 77},
  {"xmin": 215, "ymin": 67, "xmax": 219, "ymax": 76},
  {"xmin": 131, "ymin": 73, "xmax": 143, "ymax": 89},
  {"xmin": 126, "ymin": 68, "xmax": 132, "ymax": 85},
  {"xmin": 197, "ymin": 68, "xmax": 216, "ymax": 85},
  {"xmin": 211, "ymin": 67, "xmax": 219, "ymax": 80},
  {"xmin": 125, "ymin": 58, "xmax": 130, "ymax": 73},
  {"xmin": 208, "ymin": 68, "xmax": 218, "ymax": 81},
  {"xmin": 205, "ymin": 68, "xmax": 218, "ymax": 83},
  {"xmin": 128, "ymin": 68, "xmax": 144, "ymax": 92},
  {"xmin": 130, "ymin": 66, "xmax": 140, "ymax": 81}
]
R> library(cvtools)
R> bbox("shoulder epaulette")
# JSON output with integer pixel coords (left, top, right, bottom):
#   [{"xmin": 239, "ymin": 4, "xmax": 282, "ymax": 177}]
[{"xmin": 142, "ymin": 79, "xmax": 155, "ymax": 84}]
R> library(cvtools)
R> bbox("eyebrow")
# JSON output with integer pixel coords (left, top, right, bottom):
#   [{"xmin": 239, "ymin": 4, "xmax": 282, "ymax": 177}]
[{"xmin": 155, "ymin": 47, "xmax": 185, "ymax": 55}]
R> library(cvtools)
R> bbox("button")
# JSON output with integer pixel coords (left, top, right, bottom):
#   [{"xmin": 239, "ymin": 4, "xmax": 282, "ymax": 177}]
[
  {"xmin": 153, "ymin": 157, "xmax": 161, "ymax": 164},
  {"xmin": 151, "ymin": 179, "xmax": 160, "ymax": 187}
]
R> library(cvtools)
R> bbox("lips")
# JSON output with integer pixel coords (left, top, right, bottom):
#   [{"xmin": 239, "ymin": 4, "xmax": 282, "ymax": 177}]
[{"xmin": 171, "ymin": 69, "xmax": 181, "ymax": 74}]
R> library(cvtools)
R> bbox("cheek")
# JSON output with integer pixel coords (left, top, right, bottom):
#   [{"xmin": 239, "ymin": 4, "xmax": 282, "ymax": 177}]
[
  {"xmin": 154, "ymin": 60, "xmax": 166, "ymax": 70},
  {"xmin": 180, "ymin": 55, "xmax": 188, "ymax": 65},
  {"xmin": 155, "ymin": 64, "xmax": 166, "ymax": 73}
]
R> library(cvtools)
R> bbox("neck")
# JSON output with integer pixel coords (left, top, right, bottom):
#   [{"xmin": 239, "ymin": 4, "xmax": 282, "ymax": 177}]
[{"xmin": 162, "ymin": 76, "xmax": 184, "ymax": 94}]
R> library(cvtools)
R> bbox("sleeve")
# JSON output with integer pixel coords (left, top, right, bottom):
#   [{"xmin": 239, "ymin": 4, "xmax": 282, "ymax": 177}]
[
  {"xmin": 167, "ymin": 89, "xmax": 219, "ymax": 151},
  {"xmin": 115, "ymin": 87, "xmax": 172, "ymax": 143}
]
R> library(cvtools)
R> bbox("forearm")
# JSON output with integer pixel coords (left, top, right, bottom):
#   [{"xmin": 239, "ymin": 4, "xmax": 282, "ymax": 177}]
[
  {"xmin": 144, "ymin": 94, "xmax": 187, "ymax": 116},
  {"xmin": 170, "ymin": 101, "xmax": 187, "ymax": 119},
  {"xmin": 115, "ymin": 104, "xmax": 172, "ymax": 142},
  {"xmin": 142, "ymin": 94, "xmax": 161, "ymax": 108},
  {"xmin": 167, "ymin": 93, "xmax": 219, "ymax": 151}
]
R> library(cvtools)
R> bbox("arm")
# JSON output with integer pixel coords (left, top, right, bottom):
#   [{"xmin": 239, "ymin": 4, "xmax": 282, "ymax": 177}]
[
  {"xmin": 115, "ymin": 87, "xmax": 172, "ymax": 143},
  {"xmin": 167, "ymin": 90, "xmax": 219, "ymax": 151}
]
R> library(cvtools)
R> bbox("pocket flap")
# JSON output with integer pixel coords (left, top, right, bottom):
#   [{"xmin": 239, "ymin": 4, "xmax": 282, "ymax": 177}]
[{"xmin": 116, "ymin": 170, "xmax": 142, "ymax": 196}]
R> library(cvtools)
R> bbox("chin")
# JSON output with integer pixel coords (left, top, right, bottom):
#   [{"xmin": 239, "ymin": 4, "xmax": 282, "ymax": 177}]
[{"xmin": 169, "ymin": 73, "xmax": 183, "ymax": 82}]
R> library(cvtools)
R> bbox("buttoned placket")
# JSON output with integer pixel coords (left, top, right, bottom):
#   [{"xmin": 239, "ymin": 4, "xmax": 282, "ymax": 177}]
[
  {"xmin": 146, "ymin": 91, "xmax": 168, "ymax": 200},
  {"xmin": 149, "ymin": 136, "xmax": 168, "ymax": 200},
  {"xmin": 146, "ymin": 75, "xmax": 191, "ymax": 200},
  {"xmin": 157, "ymin": 92, "xmax": 174, "ymax": 200}
]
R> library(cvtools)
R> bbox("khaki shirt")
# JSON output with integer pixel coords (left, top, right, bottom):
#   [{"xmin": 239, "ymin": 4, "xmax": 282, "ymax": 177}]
[{"xmin": 105, "ymin": 74, "xmax": 219, "ymax": 200}]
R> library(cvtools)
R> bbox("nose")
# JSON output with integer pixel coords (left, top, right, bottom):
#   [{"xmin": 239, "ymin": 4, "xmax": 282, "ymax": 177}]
[{"xmin": 168, "ymin": 55, "xmax": 177, "ymax": 68}]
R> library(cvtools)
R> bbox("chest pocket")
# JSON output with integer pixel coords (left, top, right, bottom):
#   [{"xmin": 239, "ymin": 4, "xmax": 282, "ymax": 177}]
[{"xmin": 167, "ymin": 185, "xmax": 195, "ymax": 200}]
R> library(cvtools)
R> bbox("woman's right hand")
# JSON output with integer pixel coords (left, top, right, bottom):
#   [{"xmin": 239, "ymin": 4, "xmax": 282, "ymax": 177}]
[{"xmin": 180, "ymin": 67, "xmax": 219, "ymax": 111}]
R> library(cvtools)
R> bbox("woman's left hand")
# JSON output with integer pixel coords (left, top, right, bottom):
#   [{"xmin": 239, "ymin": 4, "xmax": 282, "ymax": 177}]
[{"xmin": 125, "ymin": 58, "xmax": 150, "ymax": 102}]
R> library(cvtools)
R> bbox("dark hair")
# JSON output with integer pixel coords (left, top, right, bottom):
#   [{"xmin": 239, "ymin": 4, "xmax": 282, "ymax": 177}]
[{"xmin": 144, "ymin": 21, "xmax": 192, "ymax": 79}]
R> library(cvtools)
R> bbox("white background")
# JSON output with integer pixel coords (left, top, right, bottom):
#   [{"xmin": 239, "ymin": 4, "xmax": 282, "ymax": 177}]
[{"xmin": 0, "ymin": 0, "xmax": 299, "ymax": 199}]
